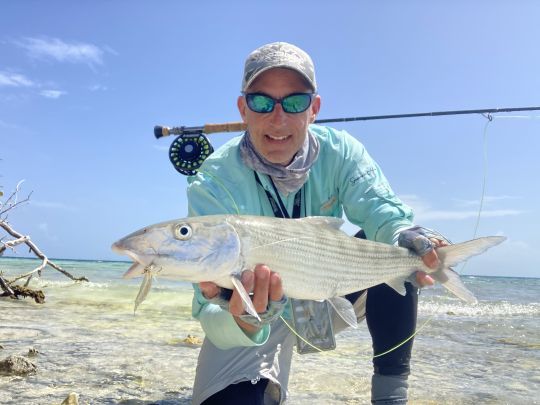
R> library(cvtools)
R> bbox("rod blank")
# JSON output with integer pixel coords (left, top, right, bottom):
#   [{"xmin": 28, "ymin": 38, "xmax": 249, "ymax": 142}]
[{"xmin": 155, "ymin": 106, "xmax": 540, "ymax": 138}]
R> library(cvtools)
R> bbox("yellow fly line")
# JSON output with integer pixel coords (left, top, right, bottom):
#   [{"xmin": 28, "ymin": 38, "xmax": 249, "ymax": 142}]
[{"xmin": 193, "ymin": 112, "xmax": 520, "ymax": 358}]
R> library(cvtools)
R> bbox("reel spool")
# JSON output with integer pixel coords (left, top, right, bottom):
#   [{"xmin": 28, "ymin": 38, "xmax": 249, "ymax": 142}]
[{"xmin": 169, "ymin": 134, "xmax": 214, "ymax": 176}]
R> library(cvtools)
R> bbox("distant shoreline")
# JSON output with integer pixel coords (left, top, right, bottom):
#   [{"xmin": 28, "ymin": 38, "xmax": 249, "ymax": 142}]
[
  {"xmin": 0, "ymin": 256, "xmax": 131, "ymax": 264},
  {"xmin": 1, "ymin": 256, "xmax": 538, "ymax": 280}
]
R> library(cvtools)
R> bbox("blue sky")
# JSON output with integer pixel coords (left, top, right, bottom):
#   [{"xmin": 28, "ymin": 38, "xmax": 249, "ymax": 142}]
[{"xmin": 1, "ymin": 1, "xmax": 539, "ymax": 278}]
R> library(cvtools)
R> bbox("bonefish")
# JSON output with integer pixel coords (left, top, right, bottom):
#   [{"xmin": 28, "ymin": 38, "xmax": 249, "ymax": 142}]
[{"xmin": 112, "ymin": 215, "xmax": 505, "ymax": 318}]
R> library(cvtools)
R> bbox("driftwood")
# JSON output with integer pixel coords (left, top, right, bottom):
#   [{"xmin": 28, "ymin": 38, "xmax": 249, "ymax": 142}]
[
  {"xmin": 0, "ymin": 278, "xmax": 45, "ymax": 303},
  {"xmin": 0, "ymin": 182, "xmax": 88, "ymax": 303}
]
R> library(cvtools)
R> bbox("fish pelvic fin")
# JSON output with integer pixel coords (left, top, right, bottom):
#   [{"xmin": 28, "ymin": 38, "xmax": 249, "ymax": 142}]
[
  {"xmin": 432, "ymin": 236, "xmax": 506, "ymax": 303},
  {"xmin": 328, "ymin": 297, "xmax": 358, "ymax": 329},
  {"xmin": 231, "ymin": 275, "xmax": 261, "ymax": 322}
]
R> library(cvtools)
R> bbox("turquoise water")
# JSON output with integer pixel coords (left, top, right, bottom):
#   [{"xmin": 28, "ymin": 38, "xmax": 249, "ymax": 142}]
[{"xmin": 1, "ymin": 257, "xmax": 539, "ymax": 404}]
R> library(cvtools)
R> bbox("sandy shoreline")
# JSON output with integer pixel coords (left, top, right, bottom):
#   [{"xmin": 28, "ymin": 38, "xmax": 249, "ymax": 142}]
[{"xmin": 1, "ymin": 262, "xmax": 538, "ymax": 404}]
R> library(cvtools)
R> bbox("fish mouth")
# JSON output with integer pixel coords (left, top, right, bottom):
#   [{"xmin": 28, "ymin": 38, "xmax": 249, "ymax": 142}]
[{"xmin": 111, "ymin": 242, "xmax": 149, "ymax": 279}]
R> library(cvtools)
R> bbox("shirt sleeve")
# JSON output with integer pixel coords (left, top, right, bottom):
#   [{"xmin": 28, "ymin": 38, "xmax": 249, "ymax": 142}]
[
  {"xmin": 336, "ymin": 130, "xmax": 415, "ymax": 245},
  {"xmin": 187, "ymin": 172, "xmax": 271, "ymax": 349}
]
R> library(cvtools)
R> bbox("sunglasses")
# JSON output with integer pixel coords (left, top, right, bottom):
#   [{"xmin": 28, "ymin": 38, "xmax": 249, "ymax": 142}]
[{"xmin": 244, "ymin": 92, "xmax": 314, "ymax": 114}]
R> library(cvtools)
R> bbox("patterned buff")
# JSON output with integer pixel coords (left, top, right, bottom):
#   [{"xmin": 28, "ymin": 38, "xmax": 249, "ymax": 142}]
[{"xmin": 240, "ymin": 131, "xmax": 320, "ymax": 195}]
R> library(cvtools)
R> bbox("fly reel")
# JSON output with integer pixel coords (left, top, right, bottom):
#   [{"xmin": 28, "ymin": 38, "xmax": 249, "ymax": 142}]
[
  {"xmin": 168, "ymin": 134, "xmax": 214, "ymax": 176},
  {"xmin": 155, "ymin": 123, "xmax": 246, "ymax": 176}
]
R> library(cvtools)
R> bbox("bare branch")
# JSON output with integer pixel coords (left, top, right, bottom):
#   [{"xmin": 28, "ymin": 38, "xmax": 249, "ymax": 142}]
[
  {"xmin": 0, "ymin": 235, "xmax": 30, "ymax": 256},
  {"xmin": 1, "ymin": 180, "xmax": 24, "ymax": 207},
  {"xmin": 0, "ymin": 181, "xmax": 32, "ymax": 218},
  {"xmin": 0, "ymin": 220, "xmax": 89, "ymax": 284},
  {"xmin": 0, "ymin": 183, "xmax": 89, "ymax": 304},
  {"xmin": 9, "ymin": 257, "xmax": 47, "ymax": 284}
]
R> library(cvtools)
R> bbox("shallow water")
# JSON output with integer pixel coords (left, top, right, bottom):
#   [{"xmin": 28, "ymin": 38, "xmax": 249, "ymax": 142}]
[{"xmin": 1, "ymin": 258, "xmax": 539, "ymax": 404}]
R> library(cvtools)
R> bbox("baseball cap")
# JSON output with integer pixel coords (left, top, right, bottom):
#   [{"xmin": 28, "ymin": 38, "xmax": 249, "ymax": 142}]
[{"xmin": 241, "ymin": 42, "xmax": 317, "ymax": 92}]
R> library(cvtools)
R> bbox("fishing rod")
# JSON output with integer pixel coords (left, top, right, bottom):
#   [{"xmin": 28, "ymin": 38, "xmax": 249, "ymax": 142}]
[{"xmin": 155, "ymin": 105, "xmax": 540, "ymax": 175}]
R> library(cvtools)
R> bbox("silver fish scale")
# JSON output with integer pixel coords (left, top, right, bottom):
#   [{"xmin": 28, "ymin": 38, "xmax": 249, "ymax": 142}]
[
  {"xmin": 227, "ymin": 216, "xmax": 423, "ymax": 299},
  {"xmin": 115, "ymin": 214, "xmax": 505, "ymax": 307}
]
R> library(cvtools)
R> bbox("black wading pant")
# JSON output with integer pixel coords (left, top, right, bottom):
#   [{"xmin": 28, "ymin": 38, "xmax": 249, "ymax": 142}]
[{"xmin": 203, "ymin": 230, "xmax": 418, "ymax": 404}]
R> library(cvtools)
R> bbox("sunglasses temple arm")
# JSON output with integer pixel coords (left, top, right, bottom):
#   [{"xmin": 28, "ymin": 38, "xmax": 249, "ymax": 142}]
[{"xmin": 154, "ymin": 122, "xmax": 247, "ymax": 139}]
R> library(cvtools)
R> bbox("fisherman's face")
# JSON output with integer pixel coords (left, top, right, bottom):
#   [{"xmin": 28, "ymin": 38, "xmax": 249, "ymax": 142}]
[{"xmin": 238, "ymin": 68, "xmax": 321, "ymax": 165}]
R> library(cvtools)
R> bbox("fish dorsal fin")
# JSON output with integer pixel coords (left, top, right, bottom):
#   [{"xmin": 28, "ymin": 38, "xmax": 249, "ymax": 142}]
[
  {"xmin": 231, "ymin": 275, "xmax": 261, "ymax": 322},
  {"xmin": 299, "ymin": 216, "xmax": 344, "ymax": 230}
]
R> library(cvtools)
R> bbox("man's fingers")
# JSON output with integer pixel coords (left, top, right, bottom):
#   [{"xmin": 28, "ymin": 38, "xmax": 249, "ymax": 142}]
[
  {"xmin": 416, "ymin": 271, "xmax": 435, "ymax": 287},
  {"xmin": 269, "ymin": 272, "xmax": 284, "ymax": 302},
  {"xmin": 228, "ymin": 265, "xmax": 281, "ymax": 317},
  {"xmin": 199, "ymin": 282, "xmax": 220, "ymax": 299},
  {"xmin": 422, "ymin": 249, "xmax": 440, "ymax": 269},
  {"xmin": 421, "ymin": 237, "xmax": 449, "ymax": 269},
  {"xmin": 430, "ymin": 238, "xmax": 448, "ymax": 248},
  {"xmin": 251, "ymin": 265, "xmax": 271, "ymax": 312}
]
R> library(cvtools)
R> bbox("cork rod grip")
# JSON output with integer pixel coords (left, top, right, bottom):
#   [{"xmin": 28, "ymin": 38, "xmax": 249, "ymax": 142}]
[{"xmin": 203, "ymin": 122, "xmax": 247, "ymax": 134}]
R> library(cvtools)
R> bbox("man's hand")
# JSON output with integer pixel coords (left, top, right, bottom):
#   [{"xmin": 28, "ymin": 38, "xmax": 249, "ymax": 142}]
[
  {"xmin": 416, "ymin": 238, "xmax": 448, "ymax": 287},
  {"xmin": 399, "ymin": 227, "xmax": 450, "ymax": 288},
  {"xmin": 199, "ymin": 264, "xmax": 284, "ymax": 335}
]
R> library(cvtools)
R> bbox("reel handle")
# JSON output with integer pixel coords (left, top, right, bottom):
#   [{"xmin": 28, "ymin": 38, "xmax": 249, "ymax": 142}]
[{"xmin": 154, "ymin": 125, "xmax": 170, "ymax": 139}]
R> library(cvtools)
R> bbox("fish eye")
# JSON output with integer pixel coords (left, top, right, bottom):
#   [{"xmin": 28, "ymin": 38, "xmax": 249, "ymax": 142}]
[{"xmin": 174, "ymin": 224, "xmax": 192, "ymax": 240}]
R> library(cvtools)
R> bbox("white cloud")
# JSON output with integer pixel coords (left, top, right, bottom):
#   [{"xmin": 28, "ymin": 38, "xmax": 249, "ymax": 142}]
[
  {"xmin": 153, "ymin": 144, "xmax": 170, "ymax": 152},
  {"xmin": 16, "ymin": 37, "xmax": 105, "ymax": 67},
  {"xmin": 400, "ymin": 194, "xmax": 525, "ymax": 221},
  {"xmin": 418, "ymin": 209, "xmax": 523, "ymax": 221},
  {"xmin": 31, "ymin": 200, "xmax": 78, "ymax": 212},
  {"xmin": 0, "ymin": 71, "xmax": 34, "ymax": 87},
  {"xmin": 36, "ymin": 222, "xmax": 59, "ymax": 242},
  {"xmin": 0, "ymin": 119, "xmax": 21, "ymax": 129},
  {"xmin": 40, "ymin": 89, "xmax": 67, "ymax": 99},
  {"xmin": 88, "ymin": 84, "xmax": 108, "ymax": 92},
  {"xmin": 453, "ymin": 195, "xmax": 521, "ymax": 208}
]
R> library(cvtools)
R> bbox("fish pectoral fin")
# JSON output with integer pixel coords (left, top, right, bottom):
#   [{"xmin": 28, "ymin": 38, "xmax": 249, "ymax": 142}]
[
  {"xmin": 385, "ymin": 278, "xmax": 407, "ymax": 296},
  {"xmin": 230, "ymin": 276, "xmax": 261, "ymax": 322},
  {"xmin": 133, "ymin": 272, "xmax": 153, "ymax": 314},
  {"xmin": 123, "ymin": 261, "xmax": 146, "ymax": 279},
  {"xmin": 328, "ymin": 297, "xmax": 358, "ymax": 329}
]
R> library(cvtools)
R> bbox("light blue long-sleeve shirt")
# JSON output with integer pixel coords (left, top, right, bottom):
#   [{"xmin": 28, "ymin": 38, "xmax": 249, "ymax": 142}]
[{"xmin": 187, "ymin": 124, "xmax": 414, "ymax": 350}]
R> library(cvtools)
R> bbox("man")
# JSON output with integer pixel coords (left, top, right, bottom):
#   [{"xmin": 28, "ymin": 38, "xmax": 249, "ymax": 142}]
[{"xmin": 187, "ymin": 42, "xmax": 442, "ymax": 404}]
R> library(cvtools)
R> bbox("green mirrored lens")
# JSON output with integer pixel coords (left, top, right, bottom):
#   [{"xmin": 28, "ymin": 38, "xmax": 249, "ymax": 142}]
[
  {"xmin": 282, "ymin": 94, "xmax": 311, "ymax": 113},
  {"xmin": 246, "ymin": 93, "xmax": 312, "ymax": 113},
  {"xmin": 248, "ymin": 94, "xmax": 274, "ymax": 113}
]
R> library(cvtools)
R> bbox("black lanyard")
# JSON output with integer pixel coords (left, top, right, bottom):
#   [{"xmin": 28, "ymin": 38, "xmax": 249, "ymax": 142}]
[{"xmin": 254, "ymin": 172, "xmax": 303, "ymax": 219}]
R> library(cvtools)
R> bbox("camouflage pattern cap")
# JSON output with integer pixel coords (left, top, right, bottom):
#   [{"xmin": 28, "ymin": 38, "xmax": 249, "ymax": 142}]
[{"xmin": 241, "ymin": 42, "xmax": 317, "ymax": 92}]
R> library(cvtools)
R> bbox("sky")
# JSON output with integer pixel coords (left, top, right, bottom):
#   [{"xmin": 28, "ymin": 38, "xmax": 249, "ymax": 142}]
[{"xmin": 1, "ymin": 1, "xmax": 539, "ymax": 278}]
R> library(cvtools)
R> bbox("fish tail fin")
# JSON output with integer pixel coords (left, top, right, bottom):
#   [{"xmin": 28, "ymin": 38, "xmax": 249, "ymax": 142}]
[
  {"xmin": 437, "ymin": 236, "xmax": 506, "ymax": 268},
  {"xmin": 433, "ymin": 236, "xmax": 506, "ymax": 303},
  {"xmin": 430, "ymin": 267, "xmax": 477, "ymax": 303}
]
